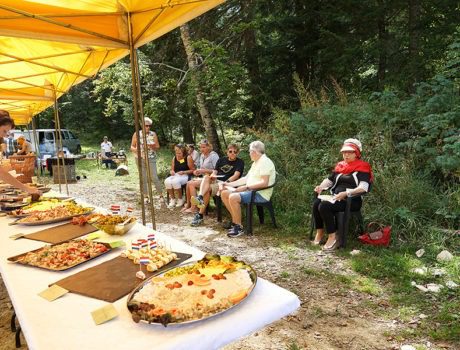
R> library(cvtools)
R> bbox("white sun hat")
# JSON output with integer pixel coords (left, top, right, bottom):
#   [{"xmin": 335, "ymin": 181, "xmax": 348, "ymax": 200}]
[{"xmin": 340, "ymin": 138, "xmax": 362, "ymax": 152}]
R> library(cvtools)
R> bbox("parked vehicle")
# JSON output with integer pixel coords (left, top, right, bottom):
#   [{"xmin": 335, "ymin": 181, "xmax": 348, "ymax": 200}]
[{"xmin": 17, "ymin": 129, "xmax": 81, "ymax": 158}]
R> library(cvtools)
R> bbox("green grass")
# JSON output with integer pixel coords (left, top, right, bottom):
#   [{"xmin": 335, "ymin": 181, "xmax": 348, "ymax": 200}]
[
  {"xmin": 349, "ymin": 244, "xmax": 460, "ymax": 342},
  {"xmin": 75, "ymin": 146, "xmax": 172, "ymax": 191}
]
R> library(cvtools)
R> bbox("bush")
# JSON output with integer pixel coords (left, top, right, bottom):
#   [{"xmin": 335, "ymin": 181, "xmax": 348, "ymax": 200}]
[{"xmin": 253, "ymin": 92, "xmax": 458, "ymax": 245}]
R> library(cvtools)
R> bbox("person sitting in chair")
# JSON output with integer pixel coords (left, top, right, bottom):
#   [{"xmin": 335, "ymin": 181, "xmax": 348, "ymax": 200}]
[
  {"xmin": 220, "ymin": 141, "xmax": 276, "ymax": 237},
  {"xmin": 190, "ymin": 143, "xmax": 244, "ymax": 226},
  {"xmin": 312, "ymin": 138, "xmax": 373, "ymax": 251},
  {"xmin": 164, "ymin": 144, "xmax": 195, "ymax": 208},
  {"xmin": 181, "ymin": 139, "xmax": 219, "ymax": 213}
]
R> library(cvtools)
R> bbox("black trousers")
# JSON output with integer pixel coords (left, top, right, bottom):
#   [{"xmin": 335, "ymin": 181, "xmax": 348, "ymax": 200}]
[{"xmin": 312, "ymin": 197, "xmax": 362, "ymax": 234}]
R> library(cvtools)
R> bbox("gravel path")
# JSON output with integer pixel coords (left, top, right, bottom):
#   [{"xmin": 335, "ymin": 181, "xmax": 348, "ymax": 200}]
[{"xmin": 0, "ymin": 180, "xmax": 405, "ymax": 350}]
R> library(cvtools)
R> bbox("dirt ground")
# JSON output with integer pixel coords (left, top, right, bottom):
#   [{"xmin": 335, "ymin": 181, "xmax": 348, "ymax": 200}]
[{"xmin": 0, "ymin": 180, "xmax": 448, "ymax": 350}]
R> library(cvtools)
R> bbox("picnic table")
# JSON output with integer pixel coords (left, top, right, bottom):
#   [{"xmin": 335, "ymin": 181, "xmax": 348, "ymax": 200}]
[{"xmin": 0, "ymin": 194, "xmax": 300, "ymax": 350}]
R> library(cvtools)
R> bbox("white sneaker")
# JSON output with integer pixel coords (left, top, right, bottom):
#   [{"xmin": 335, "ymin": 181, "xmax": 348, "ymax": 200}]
[
  {"xmin": 175, "ymin": 198, "xmax": 185, "ymax": 207},
  {"xmin": 168, "ymin": 199, "xmax": 176, "ymax": 208}
]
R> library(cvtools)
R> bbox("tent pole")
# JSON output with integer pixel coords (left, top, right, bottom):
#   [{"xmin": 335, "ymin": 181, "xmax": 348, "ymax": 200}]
[
  {"xmin": 127, "ymin": 12, "xmax": 146, "ymax": 225},
  {"xmin": 52, "ymin": 88, "xmax": 69, "ymax": 195},
  {"xmin": 52, "ymin": 102, "xmax": 62, "ymax": 193},
  {"xmin": 31, "ymin": 116, "xmax": 40, "ymax": 177},
  {"xmin": 133, "ymin": 42, "xmax": 157, "ymax": 229}
]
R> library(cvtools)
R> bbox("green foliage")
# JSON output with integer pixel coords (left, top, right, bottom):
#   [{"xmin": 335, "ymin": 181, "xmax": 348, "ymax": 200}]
[
  {"xmin": 254, "ymin": 70, "xmax": 458, "ymax": 241},
  {"xmin": 192, "ymin": 39, "xmax": 253, "ymax": 127}
]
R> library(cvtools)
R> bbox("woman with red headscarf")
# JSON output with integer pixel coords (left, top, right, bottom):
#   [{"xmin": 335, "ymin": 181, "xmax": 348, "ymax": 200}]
[{"xmin": 312, "ymin": 138, "xmax": 373, "ymax": 251}]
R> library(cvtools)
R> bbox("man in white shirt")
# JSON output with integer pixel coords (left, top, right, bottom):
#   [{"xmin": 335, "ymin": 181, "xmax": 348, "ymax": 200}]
[
  {"xmin": 101, "ymin": 136, "xmax": 113, "ymax": 168},
  {"xmin": 221, "ymin": 140, "xmax": 276, "ymax": 237}
]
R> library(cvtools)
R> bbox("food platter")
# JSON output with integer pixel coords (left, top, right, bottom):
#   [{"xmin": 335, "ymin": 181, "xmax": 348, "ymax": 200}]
[
  {"xmin": 15, "ymin": 208, "xmax": 94, "ymax": 226},
  {"xmin": 8, "ymin": 198, "xmax": 75, "ymax": 218},
  {"xmin": 127, "ymin": 254, "xmax": 257, "ymax": 327},
  {"xmin": 7, "ymin": 239, "xmax": 113, "ymax": 271},
  {"xmin": 87, "ymin": 214, "xmax": 137, "ymax": 235},
  {"xmin": 0, "ymin": 202, "xmax": 28, "ymax": 211}
]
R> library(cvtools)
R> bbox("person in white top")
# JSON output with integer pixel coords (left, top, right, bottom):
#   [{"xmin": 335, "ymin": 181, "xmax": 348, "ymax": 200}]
[
  {"xmin": 100, "ymin": 136, "xmax": 113, "ymax": 168},
  {"xmin": 181, "ymin": 139, "xmax": 219, "ymax": 213},
  {"xmin": 187, "ymin": 144, "xmax": 200, "ymax": 169},
  {"xmin": 130, "ymin": 117, "xmax": 163, "ymax": 199},
  {"xmin": 221, "ymin": 140, "xmax": 276, "ymax": 237}
]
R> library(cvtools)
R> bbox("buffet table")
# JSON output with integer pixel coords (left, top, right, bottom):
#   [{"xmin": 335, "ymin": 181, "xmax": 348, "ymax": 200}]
[{"xmin": 0, "ymin": 197, "xmax": 300, "ymax": 350}]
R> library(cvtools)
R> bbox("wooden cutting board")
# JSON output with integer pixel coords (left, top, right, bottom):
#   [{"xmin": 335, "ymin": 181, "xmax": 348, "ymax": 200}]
[
  {"xmin": 52, "ymin": 252, "xmax": 192, "ymax": 302},
  {"xmin": 24, "ymin": 223, "xmax": 98, "ymax": 244}
]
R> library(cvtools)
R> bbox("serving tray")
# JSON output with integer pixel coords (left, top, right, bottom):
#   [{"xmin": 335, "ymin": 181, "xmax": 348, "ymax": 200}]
[
  {"xmin": 53, "ymin": 252, "xmax": 192, "ymax": 302},
  {"xmin": 15, "ymin": 208, "xmax": 94, "ymax": 226},
  {"xmin": 126, "ymin": 255, "xmax": 257, "ymax": 327},
  {"xmin": 7, "ymin": 240, "xmax": 113, "ymax": 271},
  {"xmin": 23, "ymin": 222, "xmax": 99, "ymax": 244}
]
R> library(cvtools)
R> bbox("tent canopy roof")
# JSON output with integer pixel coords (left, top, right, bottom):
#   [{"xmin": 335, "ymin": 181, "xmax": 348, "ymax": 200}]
[{"xmin": 0, "ymin": 0, "xmax": 224, "ymax": 123}]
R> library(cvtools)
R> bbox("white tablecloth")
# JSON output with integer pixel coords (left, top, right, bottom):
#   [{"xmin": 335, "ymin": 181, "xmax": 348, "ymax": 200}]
[{"xmin": 0, "ymin": 200, "xmax": 300, "ymax": 350}]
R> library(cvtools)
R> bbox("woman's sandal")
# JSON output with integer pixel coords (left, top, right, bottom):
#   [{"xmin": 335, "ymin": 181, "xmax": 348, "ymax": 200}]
[
  {"xmin": 322, "ymin": 239, "xmax": 339, "ymax": 251},
  {"xmin": 312, "ymin": 233, "xmax": 324, "ymax": 245}
]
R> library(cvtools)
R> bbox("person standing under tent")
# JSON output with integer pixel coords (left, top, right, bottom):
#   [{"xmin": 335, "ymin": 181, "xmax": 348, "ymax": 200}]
[
  {"xmin": 4, "ymin": 131, "xmax": 17, "ymax": 158},
  {"xmin": 0, "ymin": 110, "xmax": 41, "ymax": 198},
  {"xmin": 130, "ymin": 117, "xmax": 163, "ymax": 201},
  {"xmin": 100, "ymin": 136, "xmax": 114, "ymax": 169}
]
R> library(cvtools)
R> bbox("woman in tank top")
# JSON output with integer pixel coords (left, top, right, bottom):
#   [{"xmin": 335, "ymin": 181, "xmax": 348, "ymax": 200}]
[{"xmin": 164, "ymin": 144, "xmax": 195, "ymax": 208}]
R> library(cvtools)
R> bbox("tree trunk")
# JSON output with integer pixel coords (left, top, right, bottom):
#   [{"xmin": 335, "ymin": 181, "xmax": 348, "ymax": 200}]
[
  {"xmin": 180, "ymin": 24, "xmax": 221, "ymax": 155},
  {"xmin": 377, "ymin": 0, "xmax": 388, "ymax": 89},
  {"xmin": 181, "ymin": 115, "xmax": 194, "ymax": 144},
  {"xmin": 408, "ymin": 0, "xmax": 421, "ymax": 91},
  {"xmin": 240, "ymin": 0, "xmax": 266, "ymax": 128}
]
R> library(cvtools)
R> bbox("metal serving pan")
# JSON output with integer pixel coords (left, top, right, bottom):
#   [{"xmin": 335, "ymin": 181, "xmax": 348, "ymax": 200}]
[
  {"xmin": 126, "ymin": 257, "xmax": 257, "ymax": 327},
  {"xmin": 14, "ymin": 208, "xmax": 94, "ymax": 226},
  {"xmin": 7, "ymin": 240, "xmax": 113, "ymax": 271}
]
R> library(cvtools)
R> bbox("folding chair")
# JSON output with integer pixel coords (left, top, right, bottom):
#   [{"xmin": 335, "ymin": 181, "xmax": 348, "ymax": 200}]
[{"xmin": 309, "ymin": 192, "xmax": 365, "ymax": 248}]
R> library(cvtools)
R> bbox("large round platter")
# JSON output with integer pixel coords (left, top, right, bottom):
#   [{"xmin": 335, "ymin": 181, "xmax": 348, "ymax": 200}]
[
  {"xmin": 127, "ymin": 254, "xmax": 257, "ymax": 327},
  {"xmin": 15, "ymin": 208, "xmax": 95, "ymax": 226}
]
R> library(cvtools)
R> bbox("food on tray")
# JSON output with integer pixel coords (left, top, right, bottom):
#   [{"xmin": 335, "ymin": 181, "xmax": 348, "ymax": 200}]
[
  {"xmin": 86, "ymin": 214, "xmax": 136, "ymax": 235},
  {"xmin": 136, "ymin": 271, "xmax": 146, "ymax": 280},
  {"xmin": 12, "ymin": 198, "xmax": 72, "ymax": 215},
  {"xmin": 71, "ymin": 215, "xmax": 89, "ymax": 226},
  {"xmin": 121, "ymin": 245, "xmax": 177, "ymax": 272},
  {"xmin": 17, "ymin": 203, "xmax": 92, "ymax": 223},
  {"xmin": 10, "ymin": 198, "xmax": 74, "ymax": 216},
  {"xmin": 127, "ymin": 254, "xmax": 256, "ymax": 326},
  {"xmin": 12, "ymin": 239, "xmax": 109, "ymax": 270}
]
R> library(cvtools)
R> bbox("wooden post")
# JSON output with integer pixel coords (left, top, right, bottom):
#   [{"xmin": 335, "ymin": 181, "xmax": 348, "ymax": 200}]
[
  {"xmin": 127, "ymin": 12, "xmax": 156, "ymax": 227},
  {"xmin": 52, "ymin": 88, "xmax": 69, "ymax": 195}
]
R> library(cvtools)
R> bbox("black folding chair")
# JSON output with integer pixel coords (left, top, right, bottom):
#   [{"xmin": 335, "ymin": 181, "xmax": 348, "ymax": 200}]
[
  {"xmin": 309, "ymin": 192, "xmax": 365, "ymax": 248},
  {"xmin": 242, "ymin": 183, "xmax": 278, "ymax": 235}
]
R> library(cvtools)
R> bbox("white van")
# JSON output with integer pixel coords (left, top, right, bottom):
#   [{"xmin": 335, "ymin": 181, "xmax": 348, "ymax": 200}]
[{"xmin": 18, "ymin": 129, "xmax": 81, "ymax": 157}]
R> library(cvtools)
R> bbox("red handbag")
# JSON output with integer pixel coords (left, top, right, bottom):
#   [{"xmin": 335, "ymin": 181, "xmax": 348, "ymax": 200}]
[{"xmin": 358, "ymin": 222, "xmax": 391, "ymax": 247}]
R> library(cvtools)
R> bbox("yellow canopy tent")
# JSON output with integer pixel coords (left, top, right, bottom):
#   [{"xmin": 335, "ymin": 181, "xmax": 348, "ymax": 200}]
[
  {"xmin": 0, "ymin": 0, "xmax": 225, "ymax": 123},
  {"xmin": 0, "ymin": 0, "xmax": 225, "ymax": 225}
]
